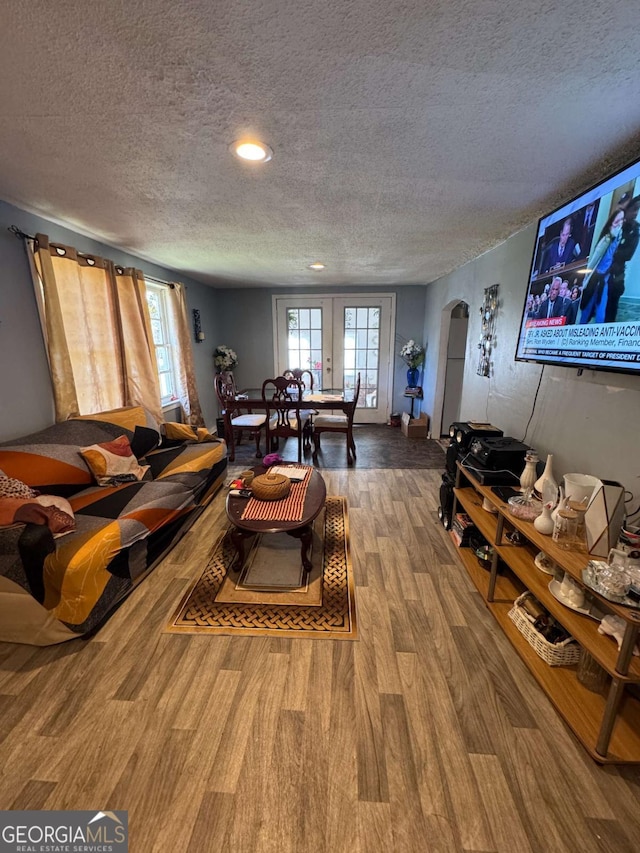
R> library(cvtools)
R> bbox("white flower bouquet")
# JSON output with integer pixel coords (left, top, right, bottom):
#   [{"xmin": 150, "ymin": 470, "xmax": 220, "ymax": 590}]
[
  {"xmin": 399, "ymin": 339, "xmax": 425, "ymax": 369},
  {"xmin": 213, "ymin": 344, "xmax": 238, "ymax": 372}
]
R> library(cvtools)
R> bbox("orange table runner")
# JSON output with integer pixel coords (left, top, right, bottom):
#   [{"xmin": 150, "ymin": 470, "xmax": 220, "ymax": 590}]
[{"xmin": 241, "ymin": 467, "xmax": 312, "ymax": 522}]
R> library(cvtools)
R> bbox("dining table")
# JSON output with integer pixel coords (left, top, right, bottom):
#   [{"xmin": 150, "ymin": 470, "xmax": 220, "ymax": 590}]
[
  {"xmin": 230, "ymin": 387, "xmax": 354, "ymax": 459},
  {"xmin": 236, "ymin": 387, "xmax": 353, "ymax": 411}
]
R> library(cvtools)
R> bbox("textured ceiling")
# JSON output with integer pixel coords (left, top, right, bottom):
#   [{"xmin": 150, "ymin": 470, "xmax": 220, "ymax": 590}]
[{"xmin": 1, "ymin": 1, "xmax": 639, "ymax": 288}]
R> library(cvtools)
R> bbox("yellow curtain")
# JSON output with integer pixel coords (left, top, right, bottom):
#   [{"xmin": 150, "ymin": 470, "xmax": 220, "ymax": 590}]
[
  {"xmin": 31, "ymin": 234, "xmax": 163, "ymax": 423},
  {"xmin": 165, "ymin": 282, "xmax": 205, "ymax": 426}
]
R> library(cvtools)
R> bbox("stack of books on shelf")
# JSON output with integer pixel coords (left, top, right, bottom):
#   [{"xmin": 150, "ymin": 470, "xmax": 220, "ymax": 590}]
[{"xmin": 451, "ymin": 512, "xmax": 477, "ymax": 547}]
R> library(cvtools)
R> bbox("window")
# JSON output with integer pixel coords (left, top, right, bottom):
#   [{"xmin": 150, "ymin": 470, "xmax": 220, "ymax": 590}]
[
  {"xmin": 29, "ymin": 233, "xmax": 203, "ymax": 424},
  {"xmin": 146, "ymin": 282, "xmax": 178, "ymax": 406}
]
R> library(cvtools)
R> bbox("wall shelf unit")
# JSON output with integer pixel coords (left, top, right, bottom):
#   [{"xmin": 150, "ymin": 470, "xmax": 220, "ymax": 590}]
[{"xmin": 452, "ymin": 462, "xmax": 640, "ymax": 764}]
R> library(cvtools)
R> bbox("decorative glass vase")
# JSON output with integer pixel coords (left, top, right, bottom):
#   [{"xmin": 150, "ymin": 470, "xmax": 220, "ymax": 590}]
[
  {"xmin": 406, "ymin": 367, "xmax": 419, "ymax": 388},
  {"xmin": 534, "ymin": 453, "xmax": 557, "ymax": 497}
]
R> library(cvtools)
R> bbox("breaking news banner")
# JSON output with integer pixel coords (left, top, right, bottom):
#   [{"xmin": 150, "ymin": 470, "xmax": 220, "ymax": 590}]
[
  {"xmin": 520, "ymin": 319, "xmax": 640, "ymax": 364},
  {"xmin": 0, "ymin": 811, "xmax": 127, "ymax": 853}
]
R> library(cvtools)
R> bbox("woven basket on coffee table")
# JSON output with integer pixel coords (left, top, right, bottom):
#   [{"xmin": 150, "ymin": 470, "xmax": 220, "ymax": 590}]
[{"xmin": 251, "ymin": 471, "xmax": 291, "ymax": 501}]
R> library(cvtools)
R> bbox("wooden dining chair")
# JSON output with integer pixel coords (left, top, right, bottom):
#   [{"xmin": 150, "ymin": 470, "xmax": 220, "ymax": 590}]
[
  {"xmin": 312, "ymin": 372, "xmax": 361, "ymax": 466},
  {"xmin": 261, "ymin": 376, "xmax": 310, "ymax": 464},
  {"xmin": 283, "ymin": 367, "xmax": 314, "ymax": 390},
  {"xmin": 214, "ymin": 372, "xmax": 266, "ymax": 462},
  {"xmin": 283, "ymin": 368, "xmax": 316, "ymax": 450}
]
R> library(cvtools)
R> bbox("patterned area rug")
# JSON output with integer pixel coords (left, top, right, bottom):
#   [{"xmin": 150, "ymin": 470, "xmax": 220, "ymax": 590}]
[
  {"xmin": 166, "ymin": 497, "xmax": 357, "ymax": 639},
  {"xmin": 214, "ymin": 524, "xmax": 324, "ymax": 606}
]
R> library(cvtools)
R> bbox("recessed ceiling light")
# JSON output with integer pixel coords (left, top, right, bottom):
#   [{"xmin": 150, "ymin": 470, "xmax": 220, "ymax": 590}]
[
  {"xmin": 308, "ymin": 262, "xmax": 325, "ymax": 270},
  {"xmin": 230, "ymin": 140, "xmax": 273, "ymax": 162}
]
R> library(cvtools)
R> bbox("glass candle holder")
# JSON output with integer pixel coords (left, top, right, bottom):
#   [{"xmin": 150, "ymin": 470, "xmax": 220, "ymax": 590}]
[
  {"xmin": 552, "ymin": 508, "xmax": 579, "ymax": 550},
  {"xmin": 595, "ymin": 565, "xmax": 631, "ymax": 599},
  {"xmin": 577, "ymin": 648, "xmax": 609, "ymax": 693},
  {"xmin": 568, "ymin": 500, "xmax": 587, "ymax": 547}
]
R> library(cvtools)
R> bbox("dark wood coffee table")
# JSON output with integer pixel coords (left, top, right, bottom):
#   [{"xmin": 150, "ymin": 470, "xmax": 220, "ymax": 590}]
[{"xmin": 225, "ymin": 466, "xmax": 327, "ymax": 575}]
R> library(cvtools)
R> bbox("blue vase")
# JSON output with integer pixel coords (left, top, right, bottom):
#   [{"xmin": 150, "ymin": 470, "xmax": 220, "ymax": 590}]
[{"xmin": 406, "ymin": 367, "xmax": 419, "ymax": 388}]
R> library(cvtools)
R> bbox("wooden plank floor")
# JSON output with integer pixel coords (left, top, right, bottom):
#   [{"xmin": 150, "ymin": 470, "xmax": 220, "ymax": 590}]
[{"xmin": 2, "ymin": 466, "xmax": 640, "ymax": 852}]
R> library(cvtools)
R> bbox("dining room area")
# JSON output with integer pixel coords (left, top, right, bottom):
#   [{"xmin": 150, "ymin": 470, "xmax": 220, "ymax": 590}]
[
  {"xmin": 214, "ymin": 367, "xmax": 445, "ymax": 470},
  {"xmin": 214, "ymin": 368, "xmax": 357, "ymax": 465}
]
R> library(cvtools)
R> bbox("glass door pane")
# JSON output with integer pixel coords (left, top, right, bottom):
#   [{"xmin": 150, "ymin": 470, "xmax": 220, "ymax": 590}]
[
  {"xmin": 334, "ymin": 296, "xmax": 393, "ymax": 422},
  {"xmin": 274, "ymin": 294, "xmax": 394, "ymax": 423},
  {"xmin": 343, "ymin": 305, "xmax": 380, "ymax": 408},
  {"xmin": 286, "ymin": 306, "xmax": 323, "ymax": 389},
  {"xmin": 274, "ymin": 297, "xmax": 333, "ymax": 388}
]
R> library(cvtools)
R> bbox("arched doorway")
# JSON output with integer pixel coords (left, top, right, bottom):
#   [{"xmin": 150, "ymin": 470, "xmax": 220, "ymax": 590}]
[{"xmin": 432, "ymin": 300, "xmax": 469, "ymax": 438}]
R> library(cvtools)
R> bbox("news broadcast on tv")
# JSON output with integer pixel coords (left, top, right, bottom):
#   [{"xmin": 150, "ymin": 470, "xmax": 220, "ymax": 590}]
[{"xmin": 515, "ymin": 156, "xmax": 640, "ymax": 375}]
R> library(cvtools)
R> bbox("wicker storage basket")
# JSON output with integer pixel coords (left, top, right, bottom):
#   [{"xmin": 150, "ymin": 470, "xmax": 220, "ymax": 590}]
[
  {"xmin": 251, "ymin": 471, "xmax": 291, "ymax": 501},
  {"xmin": 508, "ymin": 592, "xmax": 581, "ymax": 666}
]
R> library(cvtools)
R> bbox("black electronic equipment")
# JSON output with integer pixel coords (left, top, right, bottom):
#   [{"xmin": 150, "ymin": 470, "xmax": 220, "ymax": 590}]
[
  {"xmin": 491, "ymin": 485, "xmax": 521, "ymax": 502},
  {"xmin": 448, "ymin": 421, "xmax": 466, "ymax": 439},
  {"xmin": 438, "ymin": 472, "xmax": 456, "ymax": 529},
  {"xmin": 460, "ymin": 458, "xmax": 521, "ymax": 486},
  {"xmin": 445, "ymin": 440, "xmax": 459, "ymax": 476},
  {"xmin": 468, "ymin": 436, "xmax": 531, "ymax": 474},
  {"xmin": 448, "ymin": 421, "xmax": 503, "ymax": 451}
]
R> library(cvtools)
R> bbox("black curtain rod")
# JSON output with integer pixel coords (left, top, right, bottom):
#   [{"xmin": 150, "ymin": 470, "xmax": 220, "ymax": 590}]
[
  {"xmin": 9, "ymin": 225, "xmax": 178, "ymax": 287},
  {"xmin": 145, "ymin": 276, "xmax": 176, "ymax": 288},
  {"xmin": 9, "ymin": 225, "xmax": 34, "ymax": 240}
]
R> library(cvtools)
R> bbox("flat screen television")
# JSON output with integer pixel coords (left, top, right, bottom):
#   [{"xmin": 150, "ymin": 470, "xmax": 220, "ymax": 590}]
[{"xmin": 515, "ymin": 156, "xmax": 640, "ymax": 375}]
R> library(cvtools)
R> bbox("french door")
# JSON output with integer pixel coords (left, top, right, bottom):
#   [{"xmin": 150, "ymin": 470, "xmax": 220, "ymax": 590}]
[{"xmin": 272, "ymin": 294, "xmax": 395, "ymax": 423}]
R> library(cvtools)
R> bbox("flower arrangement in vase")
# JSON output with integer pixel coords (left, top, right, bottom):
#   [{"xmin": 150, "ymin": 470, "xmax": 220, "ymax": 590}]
[
  {"xmin": 399, "ymin": 339, "xmax": 426, "ymax": 387},
  {"xmin": 214, "ymin": 344, "xmax": 238, "ymax": 373}
]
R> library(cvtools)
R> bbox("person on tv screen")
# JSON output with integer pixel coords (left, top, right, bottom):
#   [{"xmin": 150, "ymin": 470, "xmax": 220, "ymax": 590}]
[
  {"xmin": 541, "ymin": 217, "xmax": 581, "ymax": 273},
  {"xmin": 577, "ymin": 202, "xmax": 597, "ymax": 253},
  {"xmin": 535, "ymin": 276, "xmax": 568, "ymax": 319},
  {"xmin": 606, "ymin": 195, "xmax": 640, "ymax": 323},
  {"xmin": 525, "ymin": 294, "xmax": 535, "ymax": 318},
  {"xmin": 616, "ymin": 191, "xmax": 632, "ymax": 211},
  {"xmin": 579, "ymin": 209, "xmax": 625, "ymax": 324},
  {"xmin": 564, "ymin": 285, "xmax": 582, "ymax": 325}
]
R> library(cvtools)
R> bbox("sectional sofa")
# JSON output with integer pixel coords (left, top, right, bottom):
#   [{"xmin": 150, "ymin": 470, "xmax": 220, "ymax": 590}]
[{"xmin": 0, "ymin": 407, "xmax": 227, "ymax": 645}]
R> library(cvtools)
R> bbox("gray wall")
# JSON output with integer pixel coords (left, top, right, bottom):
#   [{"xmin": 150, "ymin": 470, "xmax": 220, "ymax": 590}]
[
  {"xmin": 8, "ymin": 194, "xmax": 636, "ymax": 509},
  {"xmin": 213, "ymin": 285, "xmax": 427, "ymax": 415},
  {"xmin": 422, "ymin": 224, "xmax": 640, "ymax": 507},
  {"xmin": 0, "ymin": 200, "xmax": 222, "ymax": 440},
  {"xmin": 0, "ymin": 199, "xmax": 428, "ymax": 439}
]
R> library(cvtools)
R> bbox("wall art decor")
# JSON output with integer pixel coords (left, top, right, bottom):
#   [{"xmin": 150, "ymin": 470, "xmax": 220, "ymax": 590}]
[
  {"xmin": 193, "ymin": 308, "xmax": 205, "ymax": 343},
  {"xmin": 477, "ymin": 283, "xmax": 499, "ymax": 377}
]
